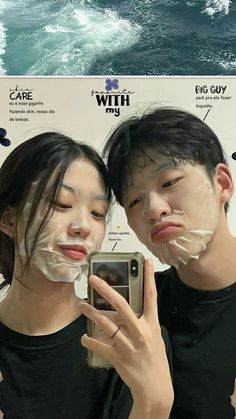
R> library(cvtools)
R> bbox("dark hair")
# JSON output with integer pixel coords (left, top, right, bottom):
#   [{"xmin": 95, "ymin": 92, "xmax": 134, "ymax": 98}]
[
  {"xmin": 103, "ymin": 107, "xmax": 229, "ymax": 209},
  {"xmin": 0, "ymin": 132, "xmax": 111, "ymax": 286},
  {"xmin": 96, "ymin": 264, "xmax": 109, "ymax": 272}
]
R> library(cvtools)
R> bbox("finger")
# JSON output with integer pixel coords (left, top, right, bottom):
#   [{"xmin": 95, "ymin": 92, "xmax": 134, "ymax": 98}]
[
  {"xmin": 79, "ymin": 301, "xmax": 120, "ymax": 338},
  {"xmin": 88, "ymin": 275, "xmax": 140, "ymax": 330},
  {"xmin": 81, "ymin": 333, "xmax": 113, "ymax": 360},
  {"xmin": 78, "ymin": 301, "xmax": 132, "ymax": 349},
  {"xmin": 143, "ymin": 259, "xmax": 159, "ymax": 323},
  {"xmin": 81, "ymin": 331, "xmax": 131, "ymax": 359}
]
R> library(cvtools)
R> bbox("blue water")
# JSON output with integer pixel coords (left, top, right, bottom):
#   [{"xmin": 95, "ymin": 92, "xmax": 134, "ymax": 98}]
[{"xmin": 0, "ymin": 0, "xmax": 235, "ymax": 75}]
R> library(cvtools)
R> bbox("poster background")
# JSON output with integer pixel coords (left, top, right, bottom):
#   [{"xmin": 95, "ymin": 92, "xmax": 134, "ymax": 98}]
[{"xmin": 1, "ymin": 76, "xmax": 235, "ymax": 296}]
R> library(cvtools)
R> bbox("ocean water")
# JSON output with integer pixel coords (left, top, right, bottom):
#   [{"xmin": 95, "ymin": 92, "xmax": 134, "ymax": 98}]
[{"xmin": 0, "ymin": 0, "xmax": 235, "ymax": 75}]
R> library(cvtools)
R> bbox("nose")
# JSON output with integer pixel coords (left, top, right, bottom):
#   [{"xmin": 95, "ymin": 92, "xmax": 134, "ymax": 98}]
[
  {"xmin": 143, "ymin": 191, "xmax": 172, "ymax": 222},
  {"xmin": 68, "ymin": 214, "xmax": 91, "ymax": 238}
]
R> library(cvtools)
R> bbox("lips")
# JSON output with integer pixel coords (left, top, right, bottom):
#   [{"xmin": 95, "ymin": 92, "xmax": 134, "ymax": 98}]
[
  {"xmin": 151, "ymin": 222, "xmax": 184, "ymax": 242},
  {"xmin": 58, "ymin": 244, "xmax": 88, "ymax": 261}
]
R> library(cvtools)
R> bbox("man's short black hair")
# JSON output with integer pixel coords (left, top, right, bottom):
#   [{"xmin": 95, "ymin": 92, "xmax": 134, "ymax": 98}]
[{"xmin": 103, "ymin": 107, "xmax": 229, "ymax": 211}]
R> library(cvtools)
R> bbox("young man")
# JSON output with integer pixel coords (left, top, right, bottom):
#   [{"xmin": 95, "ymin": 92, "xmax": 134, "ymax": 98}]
[{"xmin": 103, "ymin": 107, "xmax": 236, "ymax": 419}]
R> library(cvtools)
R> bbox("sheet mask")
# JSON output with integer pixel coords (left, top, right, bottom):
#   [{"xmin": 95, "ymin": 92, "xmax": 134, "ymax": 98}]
[
  {"xmin": 16, "ymin": 182, "xmax": 104, "ymax": 282},
  {"xmin": 17, "ymin": 220, "xmax": 101, "ymax": 282},
  {"xmin": 145, "ymin": 167, "xmax": 220, "ymax": 268}
]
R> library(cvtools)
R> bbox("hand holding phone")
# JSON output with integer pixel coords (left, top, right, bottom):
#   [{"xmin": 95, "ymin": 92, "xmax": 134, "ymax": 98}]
[
  {"xmin": 87, "ymin": 252, "xmax": 144, "ymax": 368},
  {"xmin": 78, "ymin": 258, "xmax": 174, "ymax": 418}
]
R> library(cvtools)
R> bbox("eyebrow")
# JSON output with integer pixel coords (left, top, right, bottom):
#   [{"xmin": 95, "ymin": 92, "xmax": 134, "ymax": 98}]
[
  {"xmin": 126, "ymin": 160, "xmax": 178, "ymax": 192},
  {"xmin": 61, "ymin": 184, "xmax": 108, "ymax": 201},
  {"xmin": 151, "ymin": 160, "xmax": 177, "ymax": 176}
]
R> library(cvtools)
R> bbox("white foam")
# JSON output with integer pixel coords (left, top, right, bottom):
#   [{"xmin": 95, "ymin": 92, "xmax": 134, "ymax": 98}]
[
  {"xmin": 219, "ymin": 59, "xmax": 236, "ymax": 70},
  {"xmin": 198, "ymin": 47, "xmax": 236, "ymax": 72},
  {"xmin": 203, "ymin": 0, "xmax": 231, "ymax": 16},
  {"xmin": 44, "ymin": 25, "xmax": 73, "ymax": 34},
  {"xmin": 0, "ymin": 22, "xmax": 6, "ymax": 75},
  {"xmin": 0, "ymin": 0, "xmax": 11, "ymax": 14},
  {"xmin": 73, "ymin": 7, "xmax": 141, "ymax": 50},
  {"xmin": 0, "ymin": 0, "xmax": 13, "ymax": 75},
  {"xmin": 27, "ymin": 4, "xmax": 141, "ymax": 75}
]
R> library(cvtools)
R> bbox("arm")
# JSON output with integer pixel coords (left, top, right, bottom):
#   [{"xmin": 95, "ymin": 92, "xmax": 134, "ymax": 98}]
[{"xmin": 79, "ymin": 259, "xmax": 174, "ymax": 419}]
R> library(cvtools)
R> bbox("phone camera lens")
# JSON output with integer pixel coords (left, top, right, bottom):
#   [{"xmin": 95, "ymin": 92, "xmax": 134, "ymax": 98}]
[{"xmin": 130, "ymin": 260, "xmax": 138, "ymax": 278}]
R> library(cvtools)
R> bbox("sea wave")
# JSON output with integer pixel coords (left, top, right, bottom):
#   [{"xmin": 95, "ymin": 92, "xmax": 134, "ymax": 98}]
[
  {"xmin": 198, "ymin": 45, "xmax": 236, "ymax": 72},
  {"xmin": 27, "ymin": 4, "xmax": 141, "ymax": 75},
  {"xmin": 219, "ymin": 59, "xmax": 236, "ymax": 70},
  {"xmin": 0, "ymin": 23, "xmax": 6, "ymax": 75},
  {"xmin": 0, "ymin": 0, "xmax": 11, "ymax": 14},
  {"xmin": 202, "ymin": 0, "xmax": 231, "ymax": 16},
  {"xmin": 0, "ymin": 0, "xmax": 235, "ymax": 75},
  {"xmin": 0, "ymin": 0, "xmax": 10, "ymax": 75}
]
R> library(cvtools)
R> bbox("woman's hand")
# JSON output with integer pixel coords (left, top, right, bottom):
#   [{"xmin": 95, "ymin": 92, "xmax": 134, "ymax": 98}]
[{"xmin": 78, "ymin": 259, "xmax": 174, "ymax": 419}]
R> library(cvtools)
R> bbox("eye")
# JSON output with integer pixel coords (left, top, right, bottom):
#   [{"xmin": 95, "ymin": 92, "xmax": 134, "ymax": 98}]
[
  {"xmin": 128, "ymin": 196, "xmax": 142, "ymax": 208},
  {"xmin": 162, "ymin": 177, "xmax": 182, "ymax": 188},
  {"xmin": 91, "ymin": 210, "xmax": 106, "ymax": 220},
  {"xmin": 53, "ymin": 202, "xmax": 72, "ymax": 209}
]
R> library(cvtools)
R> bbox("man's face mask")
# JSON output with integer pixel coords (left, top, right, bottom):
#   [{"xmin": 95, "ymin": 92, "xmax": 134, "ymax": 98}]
[
  {"xmin": 124, "ymin": 155, "xmax": 220, "ymax": 268},
  {"xmin": 16, "ymin": 158, "xmax": 108, "ymax": 282}
]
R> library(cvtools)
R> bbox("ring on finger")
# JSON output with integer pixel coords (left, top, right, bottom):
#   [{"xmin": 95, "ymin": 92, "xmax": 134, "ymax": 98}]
[{"xmin": 110, "ymin": 325, "xmax": 121, "ymax": 339}]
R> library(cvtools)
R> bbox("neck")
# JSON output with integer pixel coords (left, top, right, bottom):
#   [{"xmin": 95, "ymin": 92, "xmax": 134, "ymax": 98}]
[
  {"xmin": 177, "ymin": 224, "xmax": 236, "ymax": 291},
  {"xmin": 0, "ymin": 266, "xmax": 83, "ymax": 335}
]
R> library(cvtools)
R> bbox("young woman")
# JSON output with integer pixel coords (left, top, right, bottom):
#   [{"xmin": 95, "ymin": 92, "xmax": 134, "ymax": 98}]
[{"xmin": 0, "ymin": 132, "xmax": 173, "ymax": 419}]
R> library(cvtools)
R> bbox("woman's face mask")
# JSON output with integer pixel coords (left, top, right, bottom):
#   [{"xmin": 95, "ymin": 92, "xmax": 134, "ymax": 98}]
[
  {"xmin": 123, "ymin": 155, "xmax": 220, "ymax": 268},
  {"xmin": 16, "ymin": 158, "xmax": 109, "ymax": 282}
]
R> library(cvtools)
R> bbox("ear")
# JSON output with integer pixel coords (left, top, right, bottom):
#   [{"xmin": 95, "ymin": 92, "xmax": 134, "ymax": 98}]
[
  {"xmin": 214, "ymin": 163, "xmax": 234, "ymax": 204},
  {"xmin": 0, "ymin": 206, "xmax": 16, "ymax": 238}
]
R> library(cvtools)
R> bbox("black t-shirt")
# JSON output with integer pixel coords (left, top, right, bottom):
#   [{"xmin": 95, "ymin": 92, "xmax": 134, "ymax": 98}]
[
  {"xmin": 0, "ymin": 313, "xmax": 172, "ymax": 419},
  {"xmin": 0, "ymin": 315, "xmax": 132, "ymax": 419},
  {"xmin": 156, "ymin": 267, "xmax": 236, "ymax": 419}
]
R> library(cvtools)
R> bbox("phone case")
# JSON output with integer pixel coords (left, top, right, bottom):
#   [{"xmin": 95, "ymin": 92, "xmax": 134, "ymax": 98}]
[{"xmin": 87, "ymin": 251, "xmax": 144, "ymax": 368}]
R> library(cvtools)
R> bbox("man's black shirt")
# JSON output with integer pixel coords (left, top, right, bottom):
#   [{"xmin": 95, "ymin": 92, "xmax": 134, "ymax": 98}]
[{"xmin": 156, "ymin": 267, "xmax": 236, "ymax": 419}]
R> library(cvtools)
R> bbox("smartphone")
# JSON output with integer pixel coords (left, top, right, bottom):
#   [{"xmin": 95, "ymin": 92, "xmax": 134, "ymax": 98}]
[{"xmin": 87, "ymin": 251, "xmax": 144, "ymax": 368}]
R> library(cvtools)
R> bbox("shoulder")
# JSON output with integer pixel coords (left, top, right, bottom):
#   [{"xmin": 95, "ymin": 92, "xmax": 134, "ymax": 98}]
[{"xmin": 154, "ymin": 266, "xmax": 177, "ymax": 292}]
